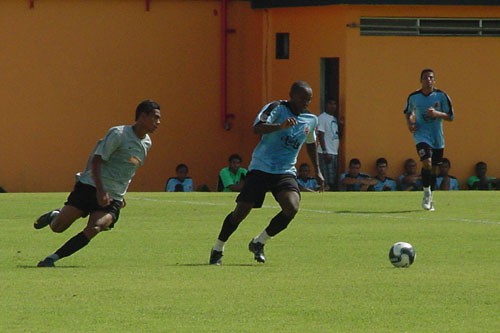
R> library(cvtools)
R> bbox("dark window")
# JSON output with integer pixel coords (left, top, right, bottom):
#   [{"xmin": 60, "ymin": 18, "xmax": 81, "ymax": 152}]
[{"xmin": 276, "ymin": 33, "xmax": 290, "ymax": 59}]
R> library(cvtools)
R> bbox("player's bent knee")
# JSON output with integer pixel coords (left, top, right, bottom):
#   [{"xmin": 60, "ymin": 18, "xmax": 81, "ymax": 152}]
[
  {"xmin": 50, "ymin": 219, "xmax": 71, "ymax": 233},
  {"xmin": 50, "ymin": 224, "xmax": 65, "ymax": 233},
  {"xmin": 82, "ymin": 226, "xmax": 100, "ymax": 240},
  {"xmin": 281, "ymin": 200, "xmax": 299, "ymax": 217},
  {"xmin": 282, "ymin": 206, "xmax": 298, "ymax": 218}
]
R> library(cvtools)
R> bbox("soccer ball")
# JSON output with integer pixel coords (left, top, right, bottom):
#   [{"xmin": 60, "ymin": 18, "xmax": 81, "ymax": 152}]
[{"xmin": 388, "ymin": 242, "xmax": 416, "ymax": 268}]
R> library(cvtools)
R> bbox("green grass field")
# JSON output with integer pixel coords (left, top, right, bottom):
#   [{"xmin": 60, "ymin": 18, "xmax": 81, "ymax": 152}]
[{"xmin": 1, "ymin": 191, "xmax": 499, "ymax": 332}]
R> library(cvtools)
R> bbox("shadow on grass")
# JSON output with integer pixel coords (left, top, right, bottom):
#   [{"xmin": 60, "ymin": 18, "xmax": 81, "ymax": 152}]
[
  {"xmin": 335, "ymin": 210, "xmax": 419, "ymax": 214},
  {"xmin": 171, "ymin": 263, "xmax": 261, "ymax": 267},
  {"xmin": 17, "ymin": 265, "xmax": 82, "ymax": 269}
]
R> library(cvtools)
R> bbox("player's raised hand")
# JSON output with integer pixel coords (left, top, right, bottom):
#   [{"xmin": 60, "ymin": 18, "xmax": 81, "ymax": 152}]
[{"xmin": 426, "ymin": 107, "xmax": 436, "ymax": 118}]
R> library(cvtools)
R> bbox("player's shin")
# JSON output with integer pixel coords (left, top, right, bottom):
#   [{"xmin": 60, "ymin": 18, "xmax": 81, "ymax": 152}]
[
  {"xmin": 54, "ymin": 232, "xmax": 91, "ymax": 260},
  {"xmin": 265, "ymin": 211, "xmax": 293, "ymax": 237},
  {"xmin": 217, "ymin": 212, "xmax": 240, "ymax": 242}
]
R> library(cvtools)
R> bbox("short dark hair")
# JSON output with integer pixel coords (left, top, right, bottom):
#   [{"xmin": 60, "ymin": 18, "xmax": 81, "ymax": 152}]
[
  {"xmin": 176, "ymin": 163, "xmax": 188, "ymax": 172},
  {"xmin": 404, "ymin": 158, "xmax": 417, "ymax": 168},
  {"xmin": 376, "ymin": 157, "xmax": 388, "ymax": 166},
  {"xmin": 349, "ymin": 158, "xmax": 361, "ymax": 167},
  {"xmin": 135, "ymin": 99, "xmax": 160, "ymax": 121},
  {"xmin": 228, "ymin": 154, "xmax": 242, "ymax": 163},
  {"xmin": 476, "ymin": 161, "xmax": 487, "ymax": 169},
  {"xmin": 420, "ymin": 68, "xmax": 434, "ymax": 80}
]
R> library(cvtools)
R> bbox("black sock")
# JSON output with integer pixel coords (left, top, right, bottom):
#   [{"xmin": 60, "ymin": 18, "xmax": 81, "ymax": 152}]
[
  {"xmin": 217, "ymin": 213, "xmax": 240, "ymax": 242},
  {"xmin": 54, "ymin": 232, "xmax": 90, "ymax": 259},
  {"xmin": 265, "ymin": 212, "xmax": 293, "ymax": 237},
  {"xmin": 421, "ymin": 168, "xmax": 432, "ymax": 188}
]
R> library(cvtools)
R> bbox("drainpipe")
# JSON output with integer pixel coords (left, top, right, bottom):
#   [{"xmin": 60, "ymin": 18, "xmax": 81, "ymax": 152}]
[{"xmin": 221, "ymin": 0, "xmax": 234, "ymax": 130}]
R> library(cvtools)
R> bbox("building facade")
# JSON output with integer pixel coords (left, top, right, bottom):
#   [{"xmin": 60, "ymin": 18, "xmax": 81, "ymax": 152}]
[{"xmin": 0, "ymin": 1, "xmax": 498, "ymax": 191}]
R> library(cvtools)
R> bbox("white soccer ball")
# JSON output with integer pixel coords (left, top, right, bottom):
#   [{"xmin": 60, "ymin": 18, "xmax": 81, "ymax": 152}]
[{"xmin": 388, "ymin": 242, "xmax": 416, "ymax": 268}]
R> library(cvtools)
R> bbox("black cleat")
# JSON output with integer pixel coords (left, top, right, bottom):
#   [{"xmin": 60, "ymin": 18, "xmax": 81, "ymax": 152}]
[
  {"xmin": 34, "ymin": 210, "xmax": 60, "ymax": 230},
  {"xmin": 209, "ymin": 249, "xmax": 223, "ymax": 265},
  {"xmin": 37, "ymin": 258, "xmax": 55, "ymax": 267},
  {"xmin": 248, "ymin": 240, "xmax": 266, "ymax": 263}
]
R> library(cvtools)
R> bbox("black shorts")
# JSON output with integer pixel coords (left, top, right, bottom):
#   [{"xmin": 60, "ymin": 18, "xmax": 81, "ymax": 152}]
[
  {"xmin": 65, "ymin": 182, "xmax": 122, "ymax": 227},
  {"xmin": 416, "ymin": 143, "xmax": 444, "ymax": 166},
  {"xmin": 236, "ymin": 170, "xmax": 300, "ymax": 208}
]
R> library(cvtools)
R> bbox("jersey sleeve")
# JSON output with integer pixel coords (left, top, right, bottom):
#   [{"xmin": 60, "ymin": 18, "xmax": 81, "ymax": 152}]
[
  {"xmin": 403, "ymin": 94, "xmax": 413, "ymax": 114},
  {"xmin": 305, "ymin": 116, "xmax": 318, "ymax": 144},
  {"xmin": 317, "ymin": 114, "xmax": 326, "ymax": 133},
  {"xmin": 185, "ymin": 178, "xmax": 194, "ymax": 192},
  {"xmin": 94, "ymin": 127, "xmax": 122, "ymax": 161},
  {"xmin": 253, "ymin": 101, "xmax": 281, "ymax": 126},
  {"xmin": 165, "ymin": 178, "xmax": 177, "ymax": 192},
  {"xmin": 441, "ymin": 92, "xmax": 454, "ymax": 120}
]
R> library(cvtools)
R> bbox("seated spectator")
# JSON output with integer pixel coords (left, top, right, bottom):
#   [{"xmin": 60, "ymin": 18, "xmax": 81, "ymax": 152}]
[
  {"xmin": 467, "ymin": 161, "xmax": 498, "ymax": 190},
  {"xmin": 165, "ymin": 163, "xmax": 194, "ymax": 192},
  {"xmin": 339, "ymin": 158, "xmax": 377, "ymax": 191},
  {"xmin": 435, "ymin": 158, "xmax": 459, "ymax": 190},
  {"xmin": 372, "ymin": 157, "xmax": 397, "ymax": 191},
  {"xmin": 218, "ymin": 153, "xmax": 248, "ymax": 192},
  {"xmin": 297, "ymin": 163, "xmax": 320, "ymax": 192},
  {"xmin": 398, "ymin": 158, "xmax": 422, "ymax": 191}
]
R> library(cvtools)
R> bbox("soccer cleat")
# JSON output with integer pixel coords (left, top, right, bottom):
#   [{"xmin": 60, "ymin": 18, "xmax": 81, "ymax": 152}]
[
  {"xmin": 37, "ymin": 258, "xmax": 55, "ymax": 267},
  {"xmin": 34, "ymin": 210, "xmax": 60, "ymax": 229},
  {"xmin": 209, "ymin": 249, "xmax": 223, "ymax": 265},
  {"xmin": 422, "ymin": 194, "xmax": 435, "ymax": 211},
  {"xmin": 248, "ymin": 240, "xmax": 266, "ymax": 263}
]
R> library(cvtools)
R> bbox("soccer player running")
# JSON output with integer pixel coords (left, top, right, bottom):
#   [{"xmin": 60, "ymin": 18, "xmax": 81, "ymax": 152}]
[
  {"xmin": 34, "ymin": 100, "xmax": 161, "ymax": 267},
  {"xmin": 404, "ymin": 69, "xmax": 454, "ymax": 211},
  {"xmin": 209, "ymin": 81, "xmax": 324, "ymax": 265}
]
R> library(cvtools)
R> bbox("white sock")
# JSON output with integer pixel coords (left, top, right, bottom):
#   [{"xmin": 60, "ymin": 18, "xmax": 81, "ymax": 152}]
[
  {"xmin": 424, "ymin": 186, "xmax": 431, "ymax": 196},
  {"xmin": 213, "ymin": 239, "xmax": 225, "ymax": 252},
  {"xmin": 254, "ymin": 230, "xmax": 271, "ymax": 245}
]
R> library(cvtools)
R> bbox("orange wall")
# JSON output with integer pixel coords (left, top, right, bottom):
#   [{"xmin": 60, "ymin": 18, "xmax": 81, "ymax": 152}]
[
  {"xmin": 0, "ymin": 0, "xmax": 263, "ymax": 192},
  {"xmin": 1, "ymin": 2, "xmax": 499, "ymax": 193},
  {"xmin": 344, "ymin": 5, "xmax": 500, "ymax": 186},
  {"xmin": 261, "ymin": 5, "xmax": 500, "ymax": 187}
]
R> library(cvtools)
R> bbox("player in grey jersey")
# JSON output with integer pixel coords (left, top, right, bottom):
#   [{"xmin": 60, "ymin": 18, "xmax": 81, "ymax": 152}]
[{"xmin": 34, "ymin": 100, "xmax": 161, "ymax": 267}]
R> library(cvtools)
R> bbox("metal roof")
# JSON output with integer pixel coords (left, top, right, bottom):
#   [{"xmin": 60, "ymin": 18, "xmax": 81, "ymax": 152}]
[{"xmin": 251, "ymin": 0, "xmax": 500, "ymax": 9}]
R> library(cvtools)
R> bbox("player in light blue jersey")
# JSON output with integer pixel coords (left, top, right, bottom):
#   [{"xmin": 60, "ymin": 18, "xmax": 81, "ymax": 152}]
[
  {"xmin": 404, "ymin": 69, "xmax": 454, "ymax": 210},
  {"xmin": 435, "ymin": 158, "xmax": 459, "ymax": 190},
  {"xmin": 372, "ymin": 158, "xmax": 397, "ymax": 191},
  {"xmin": 34, "ymin": 100, "xmax": 161, "ymax": 267},
  {"xmin": 210, "ymin": 81, "xmax": 324, "ymax": 265}
]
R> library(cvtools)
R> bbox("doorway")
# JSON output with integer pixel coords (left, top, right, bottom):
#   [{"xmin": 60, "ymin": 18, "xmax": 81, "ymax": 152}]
[{"xmin": 320, "ymin": 57, "xmax": 343, "ymax": 189}]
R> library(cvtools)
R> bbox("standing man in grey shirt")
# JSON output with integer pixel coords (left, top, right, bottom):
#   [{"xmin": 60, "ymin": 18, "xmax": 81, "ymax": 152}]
[{"xmin": 34, "ymin": 100, "xmax": 161, "ymax": 267}]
